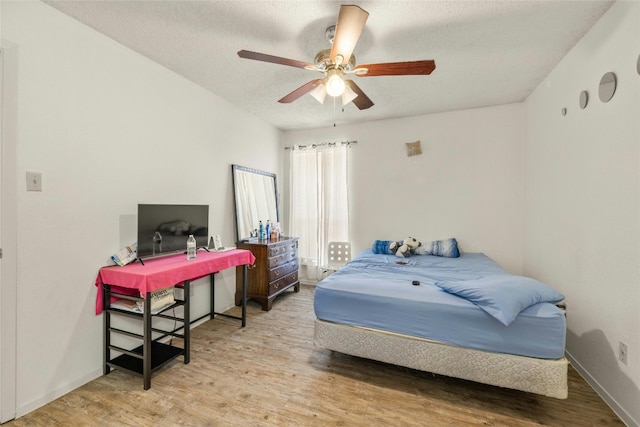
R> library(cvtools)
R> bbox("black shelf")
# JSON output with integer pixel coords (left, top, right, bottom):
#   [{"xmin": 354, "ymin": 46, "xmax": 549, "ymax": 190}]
[
  {"xmin": 103, "ymin": 282, "xmax": 192, "ymax": 390},
  {"xmin": 108, "ymin": 342, "xmax": 184, "ymax": 376}
]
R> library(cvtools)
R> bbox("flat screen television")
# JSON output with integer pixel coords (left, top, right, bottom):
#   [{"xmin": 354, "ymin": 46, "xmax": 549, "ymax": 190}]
[{"xmin": 137, "ymin": 204, "xmax": 209, "ymax": 259}]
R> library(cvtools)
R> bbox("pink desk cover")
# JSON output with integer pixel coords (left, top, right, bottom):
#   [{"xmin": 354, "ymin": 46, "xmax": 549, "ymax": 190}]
[{"xmin": 95, "ymin": 249, "xmax": 255, "ymax": 314}]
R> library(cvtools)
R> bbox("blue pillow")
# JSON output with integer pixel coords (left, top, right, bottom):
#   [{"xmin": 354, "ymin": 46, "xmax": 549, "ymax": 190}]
[
  {"xmin": 371, "ymin": 240, "xmax": 393, "ymax": 254},
  {"xmin": 416, "ymin": 238, "xmax": 460, "ymax": 258},
  {"xmin": 434, "ymin": 275, "xmax": 564, "ymax": 326}
]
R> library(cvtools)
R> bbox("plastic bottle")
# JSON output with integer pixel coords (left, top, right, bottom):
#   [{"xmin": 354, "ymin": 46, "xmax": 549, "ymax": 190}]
[
  {"xmin": 265, "ymin": 220, "xmax": 271, "ymax": 241},
  {"xmin": 187, "ymin": 235, "xmax": 197, "ymax": 260},
  {"xmin": 152, "ymin": 231, "xmax": 163, "ymax": 255},
  {"xmin": 259, "ymin": 221, "xmax": 265, "ymax": 240}
]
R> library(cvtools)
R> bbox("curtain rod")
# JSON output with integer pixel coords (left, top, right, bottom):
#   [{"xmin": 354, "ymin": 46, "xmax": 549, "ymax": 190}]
[{"xmin": 283, "ymin": 140, "xmax": 357, "ymax": 150}]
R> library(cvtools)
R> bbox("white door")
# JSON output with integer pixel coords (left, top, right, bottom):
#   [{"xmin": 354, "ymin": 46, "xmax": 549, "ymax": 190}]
[
  {"xmin": 0, "ymin": 43, "xmax": 18, "ymax": 423},
  {"xmin": 0, "ymin": 46, "xmax": 6, "ymax": 423},
  {"xmin": 0, "ymin": 46, "xmax": 4, "ymax": 423}
]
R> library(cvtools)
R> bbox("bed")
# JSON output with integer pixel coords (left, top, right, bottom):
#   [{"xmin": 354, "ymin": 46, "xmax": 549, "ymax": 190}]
[{"xmin": 313, "ymin": 248, "xmax": 568, "ymax": 399}]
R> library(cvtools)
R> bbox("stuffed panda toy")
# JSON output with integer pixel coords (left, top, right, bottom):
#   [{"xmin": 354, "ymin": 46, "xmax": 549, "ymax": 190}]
[{"xmin": 389, "ymin": 237, "xmax": 422, "ymax": 258}]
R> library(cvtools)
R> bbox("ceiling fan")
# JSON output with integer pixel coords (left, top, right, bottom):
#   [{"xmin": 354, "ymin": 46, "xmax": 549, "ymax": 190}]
[{"xmin": 237, "ymin": 4, "xmax": 436, "ymax": 110}]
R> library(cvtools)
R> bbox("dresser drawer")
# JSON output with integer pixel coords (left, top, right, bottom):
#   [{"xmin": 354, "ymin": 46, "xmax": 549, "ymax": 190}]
[
  {"xmin": 268, "ymin": 259, "xmax": 299, "ymax": 282},
  {"xmin": 268, "ymin": 270, "xmax": 299, "ymax": 295},
  {"xmin": 268, "ymin": 250, "xmax": 298, "ymax": 269},
  {"xmin": 268, "ymin": 241, "xmax": 298, "ymax": 258}
]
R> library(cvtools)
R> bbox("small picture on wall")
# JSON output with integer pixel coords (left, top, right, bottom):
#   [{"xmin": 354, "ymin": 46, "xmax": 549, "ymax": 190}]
[{"xmin": 406, "ymin": 140, "xmax": 422, "ymax": 157}]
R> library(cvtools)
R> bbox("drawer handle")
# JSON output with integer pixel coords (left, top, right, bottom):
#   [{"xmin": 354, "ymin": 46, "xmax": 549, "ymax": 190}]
[
  {"xmin": 274, "ymin": 268, "xmax": 280, "ymax": 277},
  {"xmin": 248, "ymin": 264, "xmax": 257, "ymax": 270}
]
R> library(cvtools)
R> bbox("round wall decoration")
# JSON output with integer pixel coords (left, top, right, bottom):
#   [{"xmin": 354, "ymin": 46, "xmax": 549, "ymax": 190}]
[
  {"xmin": 598, "ymin": 72, "xmax": 617, "ymax": 103},
  {"xmin": 579, "ymin": 91, "xmax": 589, "ymax": 109}
]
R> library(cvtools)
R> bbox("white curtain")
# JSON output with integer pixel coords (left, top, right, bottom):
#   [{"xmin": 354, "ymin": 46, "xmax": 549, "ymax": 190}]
[{"xmin": 289, "ymin": 144, "xmax": 350, "ymax": 280}]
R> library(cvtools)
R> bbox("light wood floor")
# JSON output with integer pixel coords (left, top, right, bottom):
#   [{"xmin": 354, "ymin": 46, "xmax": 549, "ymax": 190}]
[{"xmin": 7, "ymin": 285, "xmax": 623, "ymax": 426}]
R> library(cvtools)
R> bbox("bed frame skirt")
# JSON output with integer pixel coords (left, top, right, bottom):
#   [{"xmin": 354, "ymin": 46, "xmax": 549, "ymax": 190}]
[{"xmin": 314, "ymin": 319, "xmax": 568, "ymax": 399}]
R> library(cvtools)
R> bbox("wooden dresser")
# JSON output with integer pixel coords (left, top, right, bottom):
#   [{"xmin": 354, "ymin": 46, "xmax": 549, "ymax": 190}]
[{"xmin": 235, "ymin": 237, "xmax": 299, "ymax": 311}]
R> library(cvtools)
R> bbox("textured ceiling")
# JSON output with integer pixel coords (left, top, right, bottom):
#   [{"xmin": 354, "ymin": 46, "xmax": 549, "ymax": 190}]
[{"xmin": 42, "ymin": 0, "xmax": 614, "ymax": 130}]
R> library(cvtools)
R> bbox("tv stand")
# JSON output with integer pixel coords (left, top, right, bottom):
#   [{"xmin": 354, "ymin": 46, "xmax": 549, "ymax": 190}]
[{"xmin": 96, "ymin": 250, "xmax": 255, "ymax": 389}]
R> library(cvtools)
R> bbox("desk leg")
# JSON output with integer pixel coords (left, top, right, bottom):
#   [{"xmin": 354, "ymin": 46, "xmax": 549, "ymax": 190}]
[
  {"xmin": 209, "ymin": 273, "xmax": 215, "ymax": 321},
  {"xmin": 242, "ymin": 265, "xmax": 247, "ymax": 327},
  {"xmin": 143, "ymin": 292, "xmax": 151, "ymax": 390},
  {"xmin": 103, "ymin": 285, "xmax": 111, "ymax": 375},
  {"xmin": 184, "ymin": 280, "xmax": 190, "ymax": 364}
]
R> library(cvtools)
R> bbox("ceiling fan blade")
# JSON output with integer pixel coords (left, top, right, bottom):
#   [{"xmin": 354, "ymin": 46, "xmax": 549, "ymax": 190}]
[
  {"xmin": 278, "ymin": 79, "xmax": 324, "ymax": 103},
  {"xmin": 354, "ymin": 60, "xmax": 436, "ymax": 77},
  {"xmin": 238, "ymin": 50, "xmax": 313, "ymax": 70},
  {"xmin": 344, "ymin": 80, "xmax": 373, "ymax": 110},
  {"xmin": 330, "ymin": 5, "xmax": 369, "ymax": 66}
]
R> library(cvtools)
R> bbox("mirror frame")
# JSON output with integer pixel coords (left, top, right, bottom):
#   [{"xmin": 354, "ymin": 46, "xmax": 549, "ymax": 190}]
[{"xmin": 231, "ymin": 164, "xmax": 279, "ymax": 242}]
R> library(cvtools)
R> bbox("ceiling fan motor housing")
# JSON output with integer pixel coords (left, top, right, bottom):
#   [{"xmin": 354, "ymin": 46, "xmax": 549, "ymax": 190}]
[{"xmin": 314, "ymin": 48, "xmax": 356, "ymax": 72}]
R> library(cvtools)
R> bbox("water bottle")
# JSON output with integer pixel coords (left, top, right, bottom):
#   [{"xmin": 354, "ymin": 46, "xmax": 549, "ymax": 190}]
[
  {"xmin": 186, "ymin": 235, "xmax": 197, "ymax": 260},
  {"xmin": 152, "ymin": 231, "xmax": 163, "ymax": 255},
  {"xmin": 259, "ymin": 221, "xmax": 265, "ymax": 240}
]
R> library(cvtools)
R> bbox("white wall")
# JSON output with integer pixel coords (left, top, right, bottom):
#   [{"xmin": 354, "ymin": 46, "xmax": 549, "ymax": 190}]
[
  {"xmin": 524, "ymin": 2, "xmax": 639, "ymax": 426},
  {"xmin": 283, "ymin": 104, "xmax": 525, "ymax": 274},
  {"xmin": 2, "ymin": 1, "xmax": 281, "ymax": 417}
]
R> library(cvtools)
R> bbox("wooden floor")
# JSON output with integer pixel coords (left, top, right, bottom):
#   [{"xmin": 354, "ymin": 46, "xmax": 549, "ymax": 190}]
[{"xmin": 7, "ymin": 285, "xmax": 623, "ymax": 427}]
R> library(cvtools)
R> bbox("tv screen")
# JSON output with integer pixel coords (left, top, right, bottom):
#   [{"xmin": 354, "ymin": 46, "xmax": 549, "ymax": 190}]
[{"xmin": 137, "ymin": 204, "xmax": 209, "ymax": 259}]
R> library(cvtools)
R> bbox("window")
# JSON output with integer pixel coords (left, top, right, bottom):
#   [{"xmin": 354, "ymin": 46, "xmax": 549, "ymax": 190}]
[{"xmin": 288, "ymin": 143, "xmax": 350, "ymax": 280}]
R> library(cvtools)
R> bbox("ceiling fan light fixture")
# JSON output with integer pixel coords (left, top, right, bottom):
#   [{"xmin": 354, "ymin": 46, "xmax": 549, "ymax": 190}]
[
  {"xmin": 341, "ymin": 84, "xmax": 358, "ymax": 105},
  {"xmin": 310, "ymin": 83, "xmax": 327, "ymax": 104},
  {"xmin": 325, "ymin": 70, "xmax": 345, "ymax": 97}
]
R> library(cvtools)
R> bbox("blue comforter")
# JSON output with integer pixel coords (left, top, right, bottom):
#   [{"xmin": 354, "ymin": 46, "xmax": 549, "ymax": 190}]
[{"xmin": 314, "ymin": 250, "xmax": 566, "ymax": 359}]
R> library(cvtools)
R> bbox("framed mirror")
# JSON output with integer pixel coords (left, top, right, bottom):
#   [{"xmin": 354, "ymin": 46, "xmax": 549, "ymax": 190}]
[{"xmin": 231, "ymin": 164, "xmax": 279, "ymax": 242}]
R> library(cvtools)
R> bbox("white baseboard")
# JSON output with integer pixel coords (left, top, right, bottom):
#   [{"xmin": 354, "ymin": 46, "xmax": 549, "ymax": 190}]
[
  {"xmin": 15, "ymin": 368, "xmax": 102, "ymax": 419},
  {"xmin": 566, "ymin": 351, "xmax": 637, "ymax": 427},
  {"xmin": 13, "ymin": 317, "xmax": 212, "ymax": 421}
]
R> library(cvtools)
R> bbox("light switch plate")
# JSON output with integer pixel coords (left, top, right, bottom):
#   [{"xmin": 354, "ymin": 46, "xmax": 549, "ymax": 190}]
[{"xmin": 26, "ymin": 172, "xmax": 42, "ymax": 192}]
